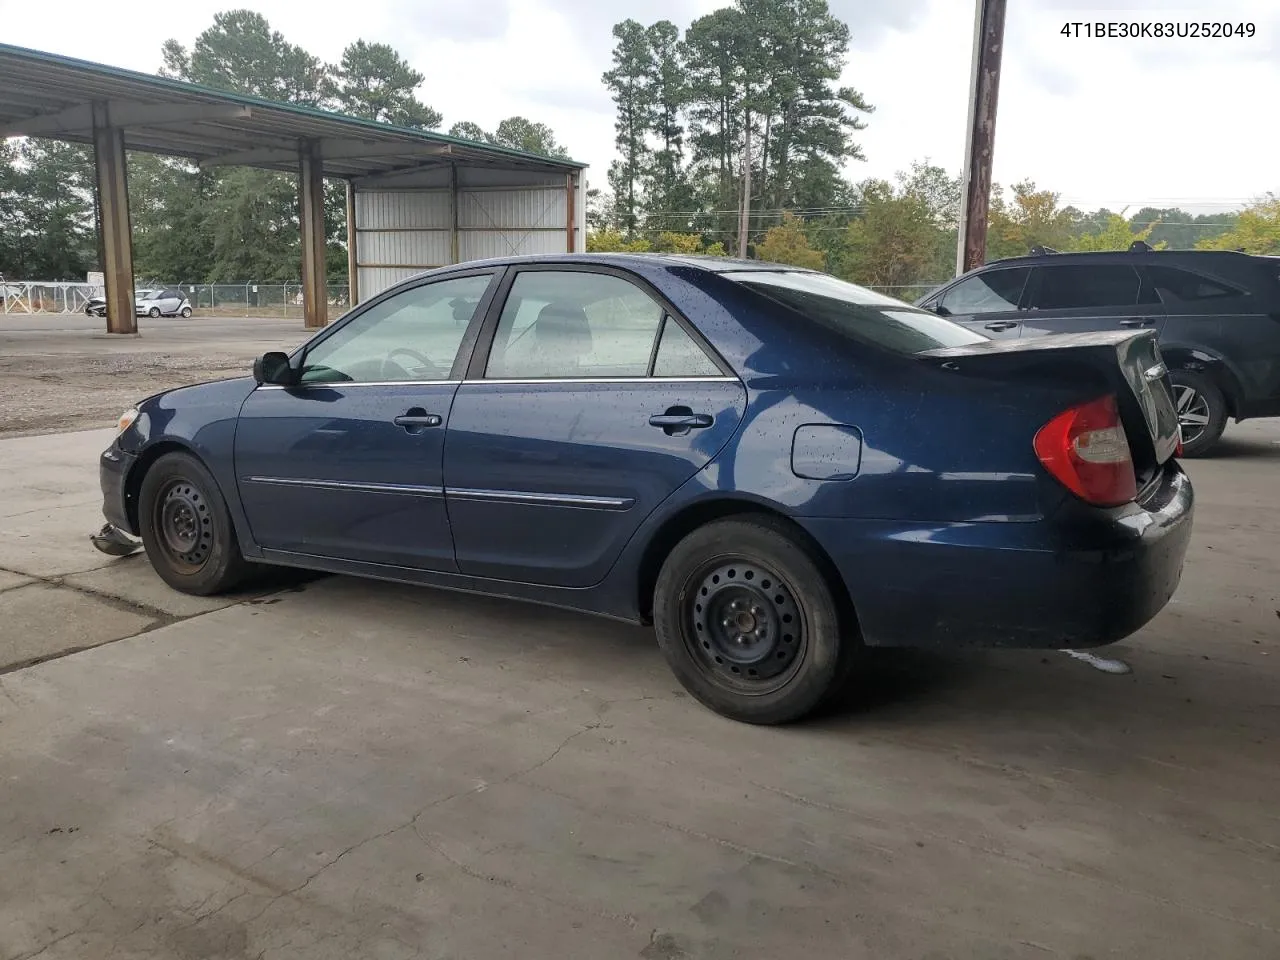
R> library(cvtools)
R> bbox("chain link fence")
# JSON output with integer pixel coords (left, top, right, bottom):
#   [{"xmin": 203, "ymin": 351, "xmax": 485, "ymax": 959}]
[{"xmin": 1, "ymin": 279, "xmax": 349, "ymax": 317}]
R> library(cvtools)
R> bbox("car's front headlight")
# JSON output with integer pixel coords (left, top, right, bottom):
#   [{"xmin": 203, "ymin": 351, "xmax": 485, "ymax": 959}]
[{"xmin": 117, "ymin": 406, "xmax": 139, "ymax": 435}]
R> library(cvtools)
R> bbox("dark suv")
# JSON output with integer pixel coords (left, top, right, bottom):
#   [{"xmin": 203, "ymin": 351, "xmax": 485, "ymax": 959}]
[{"xmin": 917, "ymin": 247, "xmax": 1280, "ymax": 455}]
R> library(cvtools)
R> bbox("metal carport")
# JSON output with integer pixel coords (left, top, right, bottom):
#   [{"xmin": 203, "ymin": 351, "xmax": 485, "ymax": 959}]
[{"xmin": 0, "ymin": 42, "xmax": 587, "ymax": 333}]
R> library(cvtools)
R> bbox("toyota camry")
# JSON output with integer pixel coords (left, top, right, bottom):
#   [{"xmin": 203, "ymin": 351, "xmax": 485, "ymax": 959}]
[{"xmin": 97, "ymin": 254, "xmax": 1194, "ymax": 724}]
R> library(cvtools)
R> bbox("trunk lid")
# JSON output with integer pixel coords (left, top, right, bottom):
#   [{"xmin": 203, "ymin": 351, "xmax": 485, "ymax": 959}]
[{"xmin": 917, "ymin": 330, "xmax": 1181, "ymax": 483}]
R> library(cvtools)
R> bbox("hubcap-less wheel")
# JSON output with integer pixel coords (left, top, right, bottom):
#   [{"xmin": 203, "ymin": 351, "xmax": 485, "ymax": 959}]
[
  {"xmin": 153, "ymin": 480, "xmax": 214, "ymax": 572},
  {"xmin": 1173, "ymin": 384, "xmax": 1211, "ymax": 445},
  {"xmin": 688, "ymin": 560, "xmax": 805, "ymax": 691}
]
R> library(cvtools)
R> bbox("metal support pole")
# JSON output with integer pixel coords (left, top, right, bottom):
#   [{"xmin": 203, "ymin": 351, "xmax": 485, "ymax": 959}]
[
  {"xmin": 345, "ymin": 180, "xmax": 359, "ymax": 307},
  {"xmin": 92, "ymin": 103, "xmax": 136, "ymax": 335},
  {"xmin": 565, "ymin": 173, "xmax": 576, "ymax": 253},
  {"xmin": 448, "ymin": 163, "xmax": 460, "ymax": 264},
  {"xmin": 737, "ymin": 114, "xmax": 752, "ymax": 259},
  {"xmin": 956, "ymin": 0, "xmax": 1007, "ymax": 276},
  {"xmin": 298, "ymin": 141, "xmax": 328, "ymax": 329}
]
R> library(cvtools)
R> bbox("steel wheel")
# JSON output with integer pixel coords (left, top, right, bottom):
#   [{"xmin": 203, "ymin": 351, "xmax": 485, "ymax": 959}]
[
  {"xmin": 685, "ymin": 558, "xmax": 807, "ymax": 694},
  {"xmin": 150, "ymin": 478, "xmax": 214, "ymax": 573},
  {"xmin": 1173, "ymin": 383, "xmax": 1211, "ymax": 445}
]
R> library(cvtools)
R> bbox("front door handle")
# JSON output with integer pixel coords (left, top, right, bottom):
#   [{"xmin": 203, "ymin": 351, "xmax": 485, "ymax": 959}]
[
  {"xmin": 983, "ymin": 320, "xmax": 1019, "ymax": 331},
  {"xmin": 1120, "ymin": 318, "xmax": 1154, "ymax": 328},
  {"xmin": 394, "ymin": 408, "xmax": 442, "ymax": 433}
]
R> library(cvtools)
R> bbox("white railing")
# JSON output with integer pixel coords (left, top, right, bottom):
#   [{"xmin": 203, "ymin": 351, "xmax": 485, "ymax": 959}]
[{"xmin": 1, "ymin": 280, "xmax": 348, "ymax": 317}]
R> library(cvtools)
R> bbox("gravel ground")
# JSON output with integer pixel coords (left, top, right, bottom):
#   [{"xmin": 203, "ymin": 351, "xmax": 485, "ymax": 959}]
[{"xmin": 0, "ymin": 315, "xmax": 307, "ymax": 439}]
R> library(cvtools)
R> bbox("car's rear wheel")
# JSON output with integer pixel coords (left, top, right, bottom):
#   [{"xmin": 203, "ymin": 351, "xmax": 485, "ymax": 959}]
[
  {"xmin": 1169, "ymin": 369, "xmax": 1227, "ymax": 457},
  {"xmin": 148, "ymin": 306, "xmax": 160, "ymax": 318},
  {"xmin": 138, "ymin": 452, "xmax": 247, "ymax": 595},
  {"xmin": 653, "ymin": 516, "xmax": 850, "ymax": 724},
  {"xmin": 180, "ymin": 306, "xmax": 192, "ymax": 318}
]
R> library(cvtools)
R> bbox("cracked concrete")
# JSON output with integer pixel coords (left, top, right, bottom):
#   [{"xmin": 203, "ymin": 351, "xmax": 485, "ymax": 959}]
[{"xmin": 0, "ymin": 419, "xmax": 1278, "ymax": 958}]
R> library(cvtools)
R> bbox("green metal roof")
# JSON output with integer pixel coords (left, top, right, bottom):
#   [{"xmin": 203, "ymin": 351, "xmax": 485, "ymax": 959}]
[{"xmin": 0, "ymin": 42, "xmax": 586, "ymax": 177}]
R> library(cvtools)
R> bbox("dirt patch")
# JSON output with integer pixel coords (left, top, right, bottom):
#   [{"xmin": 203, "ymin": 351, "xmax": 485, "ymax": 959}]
[{"xmin": 0, "ymin": 352, "xmax": 255, "ymax": 439}]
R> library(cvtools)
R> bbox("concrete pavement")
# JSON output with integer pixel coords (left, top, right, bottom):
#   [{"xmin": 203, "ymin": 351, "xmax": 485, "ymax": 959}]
[{"xmin": 0, "ymin": 424, "xmax": 1277, "ymax": 959}]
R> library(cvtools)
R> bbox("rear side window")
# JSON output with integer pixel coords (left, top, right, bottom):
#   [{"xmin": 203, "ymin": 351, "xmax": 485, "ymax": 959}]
[
  {"xmin": 652, "ymin": 318, "xmax": 721, "ymax": 377},
  {"xmin": 938, "ymin": 267, "xmax": 1030, "ymax": 315},
  {"xmin": 1030, "ymin": 264, "xmax": 1145, "ymax": 310},
  {"xmin": 1145, "ymin": 266, "xmax": 1243, "ymax": 302},
  {"xmin": 724, "ymin": 271, "xmax": 986, "ymax": 354}
]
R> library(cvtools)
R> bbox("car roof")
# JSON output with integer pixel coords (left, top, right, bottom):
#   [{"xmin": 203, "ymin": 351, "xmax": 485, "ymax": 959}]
[
  {"xmin": 984, "ymin": 249, "xmax": 1267, "ymax": 268},
  {"xmin": 423, "ymin": 252, "xmax": 818, "ymax": 275}
]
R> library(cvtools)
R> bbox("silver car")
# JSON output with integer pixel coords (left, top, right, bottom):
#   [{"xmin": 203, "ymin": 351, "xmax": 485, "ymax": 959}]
[{"xmin": 135, "ymin": 287, "xmax": 193, "ymax": 318}]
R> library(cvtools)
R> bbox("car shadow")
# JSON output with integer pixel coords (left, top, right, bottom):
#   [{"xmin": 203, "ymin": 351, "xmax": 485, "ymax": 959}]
[{"xmin": 1196, "ymin": 435, "xmax": 1280, "ymax": 460}]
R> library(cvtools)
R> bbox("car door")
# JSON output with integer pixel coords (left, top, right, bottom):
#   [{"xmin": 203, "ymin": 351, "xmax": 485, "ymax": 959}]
[
  {"xmin": 1018, "ymin": 263, "xmax": 1165, "ymax": 338},
  {"xmin": 162, "ymin": 288, "xmax": 184, "ymax": 314},
  {"xmin": 929, "ymin": 266, "xmax": 1031, "ymax": 339},
  {"xmin": 444, "ymin": 265, "xmax": 747, "ymax": 588},
  {"xmin": 233, "ymin": 269, "xmax": 499, "ymax": 570}
]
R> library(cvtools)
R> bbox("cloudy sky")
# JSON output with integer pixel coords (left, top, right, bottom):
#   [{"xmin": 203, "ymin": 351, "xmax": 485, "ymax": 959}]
[{"xmin": 3, "ymin": 0, "xmax": 1277, "ymax": 214}]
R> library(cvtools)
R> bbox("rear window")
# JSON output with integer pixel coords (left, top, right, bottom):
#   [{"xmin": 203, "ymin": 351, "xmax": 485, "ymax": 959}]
[
  {"xmin": 1145, "ymin": 265, "xmax": 1243, "ymax": 302},
  {"xmin": 723, "ymin": 271, "xmax": 986, "ymax": 354}
]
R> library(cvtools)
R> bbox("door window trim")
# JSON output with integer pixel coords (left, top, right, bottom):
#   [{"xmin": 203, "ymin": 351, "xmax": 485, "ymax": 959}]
[
  {"xmin": 278, "ymin": 265, "xmax": 507, "ymax": 389},
  {"xmin": 463, "ymin": 262, "xmax": 738, "ymax": 383}
]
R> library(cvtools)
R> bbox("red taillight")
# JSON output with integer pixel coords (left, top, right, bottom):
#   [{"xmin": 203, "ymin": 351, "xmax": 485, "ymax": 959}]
[{"xmin": 1034, "ymin": 394, "xmax": 1137, "ymax": 507}]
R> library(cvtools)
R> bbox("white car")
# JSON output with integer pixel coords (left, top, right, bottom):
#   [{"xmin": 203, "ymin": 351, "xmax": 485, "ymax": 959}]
[{"xmin": 135, "ymin": 287, "xmax": 193, "ymax": 318}]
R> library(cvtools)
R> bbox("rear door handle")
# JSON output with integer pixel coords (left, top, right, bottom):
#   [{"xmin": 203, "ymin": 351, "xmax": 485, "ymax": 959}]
[
  {"xmin": 649, "ymin": 413, "xmax": 713, "ymax": 429},
  {"xmin": 1120, "ymin": 318, "xmax": 1154, "ymax": 328},
  {"xmin": 983, "ymin": 320, "xmax": 1019, "ymax": 331}
]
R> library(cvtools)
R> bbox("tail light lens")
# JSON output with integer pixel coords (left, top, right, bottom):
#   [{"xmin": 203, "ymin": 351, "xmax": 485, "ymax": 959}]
[{"xmin": 1034, "ymin": 394, "xmax": 1137, "ymax": 507}]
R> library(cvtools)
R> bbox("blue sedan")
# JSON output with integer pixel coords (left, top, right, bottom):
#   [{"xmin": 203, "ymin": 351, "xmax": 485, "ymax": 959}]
[{"xmin": 98, "ymin": 254, "xmax": 1194, "ymax": 723}]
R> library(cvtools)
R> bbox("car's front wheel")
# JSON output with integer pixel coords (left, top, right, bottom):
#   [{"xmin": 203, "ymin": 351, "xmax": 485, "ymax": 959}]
[
  {"xmin": 653, "ymin": 515, "xmax": 852, "ymax": 724},
  {"xmin": 138, "ymin": 451, "xmax": 248, "ymax": 595},
  {"xmin": 1169, "ymin": 369, "xmax": 1227, "ymax": 457},
  {"xmin": 148, "ymin": 306, "xmax": 161, "ymax": 318}
]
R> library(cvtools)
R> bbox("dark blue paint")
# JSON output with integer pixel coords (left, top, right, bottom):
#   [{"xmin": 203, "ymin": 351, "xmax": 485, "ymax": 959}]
[{"xmin": 100, "ymin": 253, "xmax": 1194, "ymax": 650}]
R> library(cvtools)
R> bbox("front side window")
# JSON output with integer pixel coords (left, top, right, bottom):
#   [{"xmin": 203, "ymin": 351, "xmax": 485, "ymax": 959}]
[
  {"xmin": 299, "ymin": 274, "xmax": 492, "ymax": 384},
  {"xmin": 486, "ymin": 271, "xmax": 667, "ymax": 379},
  {"xmin": 724, "ymin": 270, "xmax": 986, "ymax": 354},
  {"xmin": 939, "ymin": 268, "xmax": 1030, "ymax": 315},
  {"xmin": 1031, "ymin": 264, "xmax": 1144, "ymax": 310}
]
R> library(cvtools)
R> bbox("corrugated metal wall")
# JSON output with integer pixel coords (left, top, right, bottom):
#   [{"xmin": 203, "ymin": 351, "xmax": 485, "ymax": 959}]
[{"xmin": 353, "ymin": 168, "xmax": 584, "ymax": 301}]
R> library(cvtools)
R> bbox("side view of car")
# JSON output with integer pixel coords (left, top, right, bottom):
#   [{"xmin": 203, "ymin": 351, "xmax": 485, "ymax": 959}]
[
  {"xmin": 96, "ymin": 254, "xmax": 1193, "ymax": 724},
  {"xmin": 85, "ymin": 286, "xmax": 193, "ymax": 318},
  {"xmin": 916, "ymin": 247, "xmax": 1280, "ymax": 455}
]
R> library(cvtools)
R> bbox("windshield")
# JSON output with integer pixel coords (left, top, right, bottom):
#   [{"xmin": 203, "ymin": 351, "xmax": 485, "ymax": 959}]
[{"xmin": 723, "ymin": 270, "xmax": 986, "ymax": 354}]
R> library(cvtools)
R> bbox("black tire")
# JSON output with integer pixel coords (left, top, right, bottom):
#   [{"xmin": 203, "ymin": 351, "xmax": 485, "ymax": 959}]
[
  {"xmin": 148, "ymin": 306, "xmax": 160, "ymax": 318},
  {"xmin": 1169, "ymin": 369, "xmax": 1227, "ymax": 457},
  {"xmin": 181, "ymin": 306, "xmax": 192, "ymax": 318},
  {"xmin": 653, "ymin": 515, "xmax": 852, "ymax": 725},
  {"xmin": 138, "ymin": 451, "xmax": 248, "ymax": 595}
]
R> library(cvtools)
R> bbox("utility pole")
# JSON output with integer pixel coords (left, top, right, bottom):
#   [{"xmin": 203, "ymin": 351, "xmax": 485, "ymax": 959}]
[
  {"xmin": 738, "ymin": 114, "xmax": 752, "ymax": 259},
  {"xmin": 955, "ymin": 0, "xmax": 1007, "ymax": 276}
]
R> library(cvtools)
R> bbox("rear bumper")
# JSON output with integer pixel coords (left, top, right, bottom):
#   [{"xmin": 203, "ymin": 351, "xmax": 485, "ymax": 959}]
[
  {"xmin": 798, "ymin": 463, "xmax": 1194, "ymax": 650},
  {"xmin": 99, "ymin": 443, "xmax": 137, "ymax": 534},
  {"xmin": 1236, "ymin": 396, "xmax": 1280, "ymax": 421}
]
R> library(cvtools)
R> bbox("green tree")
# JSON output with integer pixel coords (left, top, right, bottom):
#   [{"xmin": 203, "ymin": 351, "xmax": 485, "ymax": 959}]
[
  {"xmin": 328, "ymin": 40, "xmax": 441, "ymax": 127},
  {"xmin": 129, "ymin": 154, "xmax": 215, "ymax": 282},
  {"xmin": 0, "ymin": 139, "xmax": 97, "ymax": 280},
  {"xmin": 586, "ymin": 229, "xmax": 652, "ymax": 253},
  {"xmin": 448, "ymin": 121, "xmax": 490, "ymax": 143},
  {"xmin": 833, "ymin": 179, "xmax": 938, "ymax": 288},
  {"xmin": 755, "ymin": 212, "xmax": 825, "ymax": 268},
  {"xmin": 986, "ymin": 181, "xmax": 1078, "ymax": 260},
  {"xmin": 1070, "ymin": 213, "xmax": 1163, "ymax": 252},
  {"xmin": 642, "ymin": 21, "xmax": 691, "ymax": 224},
  {"xmin": 603, "ymin": 19, "xmax": 655, "ymax": 234},
  {"xmin": 492, "ymin": 117, "xmax": 570, "ymax": 158},
  {"xmin": 163, "ymin": 10, "xmax": 327, "ymax": 105},
  {"xmin": 1127, "ymin": 206, "xmax": 1239, "ymax": 250},
  {"xmin": 1194, "ymin": 195, "xmax": 1280, "ymax": 254}
]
